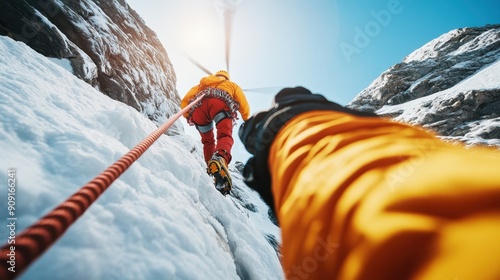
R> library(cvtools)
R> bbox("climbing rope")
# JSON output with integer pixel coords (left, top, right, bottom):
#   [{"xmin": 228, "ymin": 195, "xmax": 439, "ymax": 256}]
[{"xmin": 0, "ymin": 93, "xmax": 205, "ymax": 280}]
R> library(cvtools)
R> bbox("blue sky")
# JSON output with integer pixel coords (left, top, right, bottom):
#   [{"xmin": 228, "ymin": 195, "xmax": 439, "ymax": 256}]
[
  {"xmin": 127, "ymin": 0, "xmax": 500, "ymax": 109},
  {"xmin": 126, "ymin": 0, "xmax": 500, "ymax": 162}
]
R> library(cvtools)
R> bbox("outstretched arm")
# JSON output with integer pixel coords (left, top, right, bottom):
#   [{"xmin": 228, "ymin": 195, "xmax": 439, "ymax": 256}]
[{"xmin": 239, "ymin": 86, "xmax": 500, "ymax": 280}]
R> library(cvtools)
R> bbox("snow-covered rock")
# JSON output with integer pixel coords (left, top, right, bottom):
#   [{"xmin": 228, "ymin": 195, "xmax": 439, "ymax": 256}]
[
  {"xmin": 349, "ymin": 25, "xmax": 500, "ymax": 111},
  {"xmin": 0, "ymin": 0, "xmax": 178, "ymax": 126},
  {"xmin": 348, "ymin": 25, "xmax": 500, "ymax": 147}
]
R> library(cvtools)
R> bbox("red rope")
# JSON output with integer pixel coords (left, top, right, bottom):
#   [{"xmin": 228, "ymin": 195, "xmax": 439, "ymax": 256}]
[{"xmin": 0, "ymin": 94, "xmax": 205, "ymax": 279}]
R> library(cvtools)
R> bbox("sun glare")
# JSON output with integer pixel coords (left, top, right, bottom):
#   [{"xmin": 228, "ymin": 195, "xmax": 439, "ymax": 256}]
[{"xmin": 179, "ymin": 8, "xmax": 224, "ymax": 67}]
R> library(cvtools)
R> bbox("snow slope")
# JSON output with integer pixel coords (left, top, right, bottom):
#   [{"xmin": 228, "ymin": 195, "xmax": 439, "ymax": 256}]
[
  {"xmin": 0, "ymin": 36, "xmax": 283, "ymax": 280},
  {"xmin": 0, "ymin": 0, "xmax": 180, "ymax": 125},
  {"xmin": 348, "ymin": 25, "xmax": 500, "ymax": 112},
  {"xmin": 378, "ymin": 58, "xmax": 500, "ymax": 146},
  {"xmin": 404, "ymin": 27, "xmax": 500, "ymax": 62}
]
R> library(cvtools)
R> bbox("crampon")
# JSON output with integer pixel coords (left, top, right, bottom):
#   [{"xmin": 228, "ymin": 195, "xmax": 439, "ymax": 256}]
[{"xmin": 207, "ymin": 155, "xmax": 232, "ymax": 195}]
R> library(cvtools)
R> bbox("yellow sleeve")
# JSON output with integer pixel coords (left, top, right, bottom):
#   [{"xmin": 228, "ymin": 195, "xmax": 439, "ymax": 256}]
[
  {"xmin": 269, "ymin": 110, "xmax": 500, "ymax": 280},
  {"xmin": 232, "ymin": 84, "xmax": 250, "ymax": 121}
]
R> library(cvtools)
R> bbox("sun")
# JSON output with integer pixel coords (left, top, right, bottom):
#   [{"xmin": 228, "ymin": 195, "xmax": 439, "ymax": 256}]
[{"xmin": 179, "ymin": 9, "xmax": 225, "ymax": 66}]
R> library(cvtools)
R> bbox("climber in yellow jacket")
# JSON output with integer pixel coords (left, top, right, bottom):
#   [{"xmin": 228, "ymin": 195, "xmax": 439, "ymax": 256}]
[
  {"xmin": 181, "ymin": 70, "xmax": 250, "ymax": 194},
  {"xmin": 239, "ymin": 86, "xmax": 500, "ymax": 279}
]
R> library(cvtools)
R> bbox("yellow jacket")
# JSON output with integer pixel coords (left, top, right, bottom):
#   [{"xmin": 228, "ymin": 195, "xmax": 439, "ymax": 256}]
[
  {"xmin": 269, "ymin": 110, "xmax": 500, "ymax": 279},
  {"xmin": 181, "ymin": 75, "xmax": 250, "ymax": 121}
]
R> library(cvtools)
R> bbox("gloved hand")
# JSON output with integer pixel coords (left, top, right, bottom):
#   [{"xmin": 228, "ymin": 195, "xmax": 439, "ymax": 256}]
[{"xmin": 238, "ymin": 86, "xmax": 377, "ymax": 215}]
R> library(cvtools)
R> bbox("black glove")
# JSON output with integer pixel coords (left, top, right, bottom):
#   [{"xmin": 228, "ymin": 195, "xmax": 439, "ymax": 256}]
[{"xmin": 238, "ymin": 87, "xmax": 377, "ymax": 217}]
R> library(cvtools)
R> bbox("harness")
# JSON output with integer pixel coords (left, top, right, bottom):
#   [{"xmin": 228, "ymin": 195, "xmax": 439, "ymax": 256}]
[
  {"xmin": 196, "ymin": 111, "xmax": 231, "ymax": 133},
  {"xmin": 188, "ymin": 87, "xmax": 240, "ymax": 133}
]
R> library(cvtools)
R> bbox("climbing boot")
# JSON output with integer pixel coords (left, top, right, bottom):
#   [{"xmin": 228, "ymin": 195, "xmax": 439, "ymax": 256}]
[{"xmin": 207, "ymin": 154, "xmax": 232, "ymax": 195}]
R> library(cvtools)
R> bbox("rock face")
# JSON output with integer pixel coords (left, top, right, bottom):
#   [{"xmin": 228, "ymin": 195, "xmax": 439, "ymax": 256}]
[
  {"xmin": 348, "ymin": 25, "xmax": 500, "ymax": 147},
  {"xmin": 0, "ymin": 0, "xmax": 179, "ymax": 125}
]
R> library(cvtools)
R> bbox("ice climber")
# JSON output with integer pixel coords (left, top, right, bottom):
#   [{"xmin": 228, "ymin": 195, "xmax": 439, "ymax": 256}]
[
  {"xmin": 239, "ymin": 86, "xmax": 500, "ymax": 279},
  {"xmin": 181, "ymin": 70, "xmax": 250, "ymax": 195}
]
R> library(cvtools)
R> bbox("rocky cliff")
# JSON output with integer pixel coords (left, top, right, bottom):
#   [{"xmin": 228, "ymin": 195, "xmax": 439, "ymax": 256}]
[
  {"xmin": 349, "ymin": 25, "xmax": 500, "ymax": 146},
  {"xmin": 0, "ymin": 0, "xmax": 179, "ymax": 125}
]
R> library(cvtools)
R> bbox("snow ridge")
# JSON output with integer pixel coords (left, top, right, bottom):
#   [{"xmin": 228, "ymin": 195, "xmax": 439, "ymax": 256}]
[
  {"xmin": 0, "ymin": 0, "xmax": 179, "ymax": 126},
  {"xmin": 404, "ymin": 27, "xmax": 500, "ymax": 62},
  {"xmin": 349, "ymin": 25, "xmax": 500, "ymax": 147}
]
